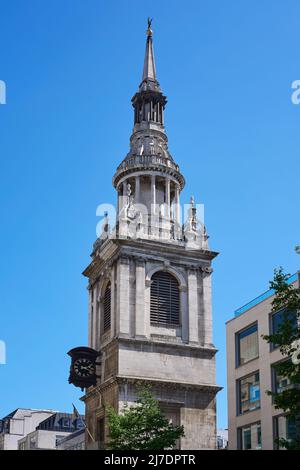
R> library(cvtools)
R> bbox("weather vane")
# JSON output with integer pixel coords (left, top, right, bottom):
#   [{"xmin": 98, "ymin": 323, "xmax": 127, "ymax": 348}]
[{"xmin": 147, "ymin": 17, "xmax": 153, "ymax": 36}]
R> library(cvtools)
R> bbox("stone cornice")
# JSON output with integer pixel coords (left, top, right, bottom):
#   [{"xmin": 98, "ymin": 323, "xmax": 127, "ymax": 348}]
[
  {"xmin": 118, "ymin": 336, "xmax": 218, "ymax": 357},
  {"xmin": 83, "ymin": 236, "xmax": 218, "ymax": 283},
  {"xmin": 82, "ymin": 240, "xmax": 120, "ymax": 282},
  {"xmin": 80, "ymin": 377, "xmax": 116, "ymax": 402},
  {"xmin": 116, "ymin": 375, "xmax": 222, "ymax": 394},
  {"xmin": 116, "ymin": 238, "xmax": 218, "ymax": 262},
  {"xmin": 81, "ymin": 374, "xmax": 222, "ymax": 402}
]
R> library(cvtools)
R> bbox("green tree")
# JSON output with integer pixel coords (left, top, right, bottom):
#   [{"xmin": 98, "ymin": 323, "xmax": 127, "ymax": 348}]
[
  {"xmin": 106, "ymin": 388, "xmax": 184, "ymax": 450},
  {"xmin": 262, "ymin": 268, "xmax": 300, "ymax": 450}
]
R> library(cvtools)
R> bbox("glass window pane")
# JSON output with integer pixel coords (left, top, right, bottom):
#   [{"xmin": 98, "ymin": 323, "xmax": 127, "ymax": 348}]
[
  {"xmin": 239, "ymin": 372, "xmax": 260, "ymax": 414},
  {"xmin": 273, "ymin": 365, "xmax": 292, "ymax": 394},
  {"xmin": 275, "ymin": 415, "xmax": 300, "ymax": 448},
  {"xmin": 243, "ymin": 427, "xmax": 251, "ymax": 450},
  {"xmin": 257, "ymin": 425, "xmax": 262, "ymax": 449},
  {"xmin": 239, "ymin": 422, "xmax": 261, "ymax": 450},
  {"xmin": 237, "ymin": 324, "xmax": 258, "ymax": 365},
  {"xmin": 271, "ymin": 310, "xmax": 297, "ymax": 349}
]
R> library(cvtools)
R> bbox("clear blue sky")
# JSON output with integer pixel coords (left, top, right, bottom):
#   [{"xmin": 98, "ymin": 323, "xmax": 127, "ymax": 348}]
[{"xmin": 0, "ymin": 0, "xmax": 299, "ymax": 429}]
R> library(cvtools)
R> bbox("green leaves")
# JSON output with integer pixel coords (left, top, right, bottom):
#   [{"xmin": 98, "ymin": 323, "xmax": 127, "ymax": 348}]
[
  {"xmin": 262, "ymin": 267, "xmax": 300, "ymax": 449},
  {"xmin": 106, "ymin": 388, "xmax": 184, "ymax": 450}
]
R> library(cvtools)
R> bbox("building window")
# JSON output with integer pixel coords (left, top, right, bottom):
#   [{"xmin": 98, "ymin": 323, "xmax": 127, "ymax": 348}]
[
  {"xmin": 273, "ymin": 415, "xmax": 300, "ymax": 449},
  {"xmin": 238, "ymin": 371, "xmax": 260, "ymax": 414},
  {"xmin": 150, "ymin": 271, "xmax": 180, "ymax": 326},
  {"xmin": 60, "ymin": 417, "xmax": 70, "ymax": 428},
  {"xmin": 270, "ymin": 309, "xmax": 297, "ymax": 350},
  {"xmin": 103, "ymin": 282, "xmax": 111, "ymax": 333},
  {"xmin": 236, "ymin": 323, "xmax": 259, "ymax": 366},
  {"xmin": 272, "ymin": 362, "xmax": 292, "ymax": 395},
  {"xmin": 238, "ymin": 422, "xmax": 261, "ymax": 450}
]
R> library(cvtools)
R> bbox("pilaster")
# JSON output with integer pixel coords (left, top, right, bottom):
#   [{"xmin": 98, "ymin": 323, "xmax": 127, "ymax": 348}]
[
  {"xmin": 201, "ymin": 267, "xmax": 214, "ymax": 347},
  {"xmin": 135, "ymin": 258, "xmax": 147, "ymax": 337},
  {"xmin": 188, "ymin": 268, "xmax": 199, "ymax": 343},
  {"xmin": 118, "ymin": 256, "xmax": 130, "ymax": 335}
]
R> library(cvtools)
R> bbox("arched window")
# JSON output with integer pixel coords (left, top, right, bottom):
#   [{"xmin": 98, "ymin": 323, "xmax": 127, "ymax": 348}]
[
  {"xmin": 150, "ymin": 271, "xmax": 180, "ymax": 326},
  {"xmin": 103, "ymin": 282, "xmax": 111, "ymax": 333}
]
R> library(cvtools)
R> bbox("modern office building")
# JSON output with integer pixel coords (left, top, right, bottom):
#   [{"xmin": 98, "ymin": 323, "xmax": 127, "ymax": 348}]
[
  {"xmin": 0, "ymin": 408, "xmax": 54, "ymax": 450},
  {"xmin": 226, "ymin": 271, "xmax": 300, "ymax": 450},
  {"xmin": 18, "ymin": 412, "xmax": 85, "ymax": 450},
  {"xmin": 81, "ymin": 22, "xmax": 221, "ymax": 449}
]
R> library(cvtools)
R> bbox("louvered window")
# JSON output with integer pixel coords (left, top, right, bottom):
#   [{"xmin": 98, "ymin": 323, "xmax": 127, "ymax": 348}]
[
  {"xmin": 103, "ymin": 283, "xmax": 111, "ymax": 333},
  {"xmin": 150, "ymin": 271, "xmax": 180, "ymax": 326}
]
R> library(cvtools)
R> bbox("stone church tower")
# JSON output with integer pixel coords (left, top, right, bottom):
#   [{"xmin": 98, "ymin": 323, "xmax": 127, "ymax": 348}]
[{"xmin": 82, "ymin": 23, "xmax": 221, "ymax": 450}]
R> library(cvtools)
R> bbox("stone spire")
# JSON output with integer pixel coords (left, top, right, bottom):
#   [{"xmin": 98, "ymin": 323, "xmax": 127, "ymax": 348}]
[
  {"xmin": 141, "ymin": 18, "xmax": 157, "ymax": 90},
  {"xmin": 112, "ymin": 20, "xmax": 185, "ymax": 242},
  {"xmin": 113, "ymin": 20, "xmax": 185, "ymax": 193}
]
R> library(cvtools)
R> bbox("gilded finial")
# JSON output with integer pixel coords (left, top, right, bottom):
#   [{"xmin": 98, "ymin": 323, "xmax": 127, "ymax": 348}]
[{"xmin": 147, "ymin": 17, "xmax": 153, "ymax": 36}]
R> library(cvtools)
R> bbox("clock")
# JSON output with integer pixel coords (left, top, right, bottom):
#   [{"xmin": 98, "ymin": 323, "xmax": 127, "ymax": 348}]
[
  {"xmin": 67, "ymin": 346, "xmax": 100, "ymax": 390},
  {"xmin": 74, "ymin": 358, "xmax": 95, "ymax": 378}
]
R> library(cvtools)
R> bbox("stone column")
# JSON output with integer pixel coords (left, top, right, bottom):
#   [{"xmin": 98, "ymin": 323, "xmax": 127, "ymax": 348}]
[
  {"xmin": 180, "ymin": 286, "xmax": 189, "ymax": 343},
  {"xmin": 202, "ymin": 267, "xmax": 213, "ymax": 346},
  {"xmin": 110, "ymin": 264, "xmax": 116, "ymax": 339},
  {"xmin": 175, "ymin": 185, "xmax": 181, "ymax": 225},
  {"xmin": 162, "ymin": 177, "xmax": 171, "ymax": 239},
  {"xmin": 188, "ymin": 269, "xmax": 199, "ymax": 343},
  {"xmin": 122, "ymin": 181, "xmax": 127, "ymax": 211},
  {"xmin": 118, "ymin": 256, "xmax": 130, "ymax": 335},
  {"xmin": 151, "ymin": 174, "xmax": 156, "ymax": 214},
  {"xmin": 135, "ymin": 258, "xmax": 146, "ymax": 337},
  {"xmin": 151, "ymin": 174, "xmax": 158, "ymax": 238},
  {"xmin": 92, "ymin": 285, "xmax": 97, "ymax": 349},
  {"xmin": 135, "ymin": 175, "xmax": 140, "ymax": 205},
  {"xmin": 145, "ymin": 278, "xmax": 152, "ymax": 338},
  {"xmin": 165, "ymin": 177, "xmax": 170, "ymax": 218},
  {"xmin": 117, "ymin": 187, "xmax": 122, "ymax": 220}
]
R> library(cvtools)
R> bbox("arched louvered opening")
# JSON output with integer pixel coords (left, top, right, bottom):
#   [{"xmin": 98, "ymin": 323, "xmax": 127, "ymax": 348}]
[
  {"xmin": 150, "ymin": 271, "xmax": 180, "ymax": 326},
  {"xmin": 103, "ymin": 282, "xmax": 111, "ymax": 333}
]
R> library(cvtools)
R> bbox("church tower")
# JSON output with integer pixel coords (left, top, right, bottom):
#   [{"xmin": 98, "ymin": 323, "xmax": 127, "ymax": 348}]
[{"xmin": 82, "ymin": 22, "xmax": 221, "ymax": 450}]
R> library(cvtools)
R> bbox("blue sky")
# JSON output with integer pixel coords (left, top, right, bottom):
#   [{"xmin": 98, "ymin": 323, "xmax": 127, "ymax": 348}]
[{"xmin": 0, "ymin": 0, "xmax": 299, "ymax": 429}]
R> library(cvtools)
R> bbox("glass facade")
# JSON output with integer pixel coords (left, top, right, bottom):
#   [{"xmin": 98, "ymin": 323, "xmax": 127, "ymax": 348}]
[
  {"xmin": 270, "ymin": 309, "xmax": 297, "ymax": 350},
  {"xmin": 238, "ymin": 371, "xmax": 260, "ymax": 414},
  {"xmin": 236, "ymin": 324, "xmax": 259, "ymax": 366},
  {"xmin": 272, "ymin": 363, "xmax": 292, "ymax": 394},
  {"xmin": 274, "ymin": 415, "xmax": 300, "ymax": 449},
  {"xmin": 238, "ymin": 422, "xmax": 262, "ymax": 450}
]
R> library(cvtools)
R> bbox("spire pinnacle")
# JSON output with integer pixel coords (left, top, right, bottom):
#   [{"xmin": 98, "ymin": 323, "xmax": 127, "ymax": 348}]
[
  {"xmin": 142, "ymin": 18, "xmax": 157, "ymax": 84},
  {"xmin": 147, "ymin": 17, "xmax": 153, "ymax": 37}
]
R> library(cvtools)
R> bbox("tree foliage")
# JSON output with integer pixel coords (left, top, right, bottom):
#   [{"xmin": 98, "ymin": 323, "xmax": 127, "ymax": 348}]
[
  {"xmin": 106, "ymin": 388, "xmax": 184, "ymax": 450},
  {"xmin": 262, "ymin": 268, "xmax": 300, "ymax": 450}
]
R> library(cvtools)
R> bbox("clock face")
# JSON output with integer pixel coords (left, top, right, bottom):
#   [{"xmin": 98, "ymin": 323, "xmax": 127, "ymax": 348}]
[{"xmin": 73, "ymin": 358, "xmax": 95, "ymax": 378}]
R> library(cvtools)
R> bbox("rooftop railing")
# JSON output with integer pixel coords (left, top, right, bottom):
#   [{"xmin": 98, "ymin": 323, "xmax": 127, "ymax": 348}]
[{"xmin": 234, "ymin": 273, "xmax": 298, "ymax": 317}]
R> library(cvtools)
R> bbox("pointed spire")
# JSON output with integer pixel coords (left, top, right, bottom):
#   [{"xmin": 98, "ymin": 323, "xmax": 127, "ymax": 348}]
[{"xmin": 142, "ymin": 18, "xmax": 156, "ymax": 83}]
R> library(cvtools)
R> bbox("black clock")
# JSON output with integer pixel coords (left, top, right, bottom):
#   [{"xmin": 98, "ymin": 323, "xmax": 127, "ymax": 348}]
[
  {"xmin": 67, "ymin": 346, "xmax": 100, "ymax": 390},
  {"xmin": 73, "ymin": 358, "xmax": 95, "ymax": 378}
]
